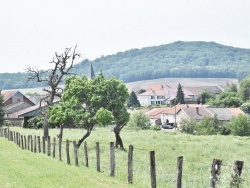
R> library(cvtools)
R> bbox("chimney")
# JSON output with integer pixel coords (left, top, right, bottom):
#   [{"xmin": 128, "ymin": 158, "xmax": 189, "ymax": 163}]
[{"xmin": 196, "ymin": 107, "xmax": 199, "ymax": 114}]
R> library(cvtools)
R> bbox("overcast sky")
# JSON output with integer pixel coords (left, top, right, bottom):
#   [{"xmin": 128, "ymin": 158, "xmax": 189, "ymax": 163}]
[{"xmin": 1, "ymin": 0, "xmax": 250, "ymax": 73}]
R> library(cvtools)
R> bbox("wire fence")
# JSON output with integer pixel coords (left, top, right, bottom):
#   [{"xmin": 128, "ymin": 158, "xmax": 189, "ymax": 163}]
[{"xmin": 0, "ymin": 127, "xmax": 249, "ymax": 188}]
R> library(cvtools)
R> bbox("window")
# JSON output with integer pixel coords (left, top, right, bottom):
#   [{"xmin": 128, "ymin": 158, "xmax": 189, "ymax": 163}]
[
  {"xmin": 157, "ymin": 96, "xmax": 165, "ymax": 99},
  {"xmin": 151, "ymin": 96, "xmax": 155, "ymax": 99}
]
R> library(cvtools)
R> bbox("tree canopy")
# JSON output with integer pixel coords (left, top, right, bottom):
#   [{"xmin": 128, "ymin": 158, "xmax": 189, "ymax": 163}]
[
  {"xmin": 49, "ymin": 73, "xmax": 129, "ymax": 148},
  {"xmin": 127, "ymin": 91, "xmax": 141, "ymax": 107},
  {"xmin": 176, "ymin": 83, "xmax": 185, "ymax": 104}
]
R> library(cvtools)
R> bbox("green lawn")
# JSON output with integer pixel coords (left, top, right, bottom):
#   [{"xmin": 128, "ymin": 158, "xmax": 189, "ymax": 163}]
[{"xmin": 1, "ymin": 127, "xmax": 250, "ymax": 187}]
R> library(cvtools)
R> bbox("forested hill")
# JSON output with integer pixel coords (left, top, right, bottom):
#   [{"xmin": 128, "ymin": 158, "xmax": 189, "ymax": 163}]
[{"xmin": 1, "ymin": 41, "xmax": 250, "ymax": 89}]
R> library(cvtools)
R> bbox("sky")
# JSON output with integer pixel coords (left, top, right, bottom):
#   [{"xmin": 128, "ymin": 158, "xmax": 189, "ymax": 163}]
[{"xmin": 1, "ymin": 0, "xmax": 250, "ymax": 73}]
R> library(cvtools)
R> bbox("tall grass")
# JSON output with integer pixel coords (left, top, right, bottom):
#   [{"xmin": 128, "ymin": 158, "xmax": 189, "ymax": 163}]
[{"xmin": 2, "ymin": 126, "xmax": 250, "ymax": 187}]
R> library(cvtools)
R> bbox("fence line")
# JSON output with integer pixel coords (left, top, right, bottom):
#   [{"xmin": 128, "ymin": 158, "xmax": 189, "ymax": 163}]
[{"xmin": 0, "ymin": 127, "xmax": 246, "ymax": 188}]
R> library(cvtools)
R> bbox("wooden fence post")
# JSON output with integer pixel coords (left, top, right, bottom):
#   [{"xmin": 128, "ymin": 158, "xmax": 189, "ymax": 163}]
[
  {"xmin": 176, "ymin": 156, "xmax": 183, "ymax": 188},
  {"xmin": 230, "ymin": 160, "xmax": 244, "ymax": 187},
  {"xmin": 110, "ymin": 142, "xmax": 115, "ymax": 177},
  {"xmin": 84, "ymin": 141, "xmax": 88, "ymax": 167},
  {"xmin": 18, "ymin": 133, "xmax": 21, "ymax": 147},
  {"xmin": 30, "ymin": 135, "xmax": 33, "ymax": 152},
  {"xmin": 13, "ymin": 131, "xmax": 16, "ymax": 143},
  {"xmin": 47, "ymin": 136, "xmax": 51, "ymax": 156},
  {"xmin": 58, "ymin": 136, "xmax": 62, "ymax": 161},
  {"xmin": 210, "ymin": 158, "xmax": 222, "ymax": 188},
  {"xmin": 42, "ymin": 136, "xmax": 45, "ymax": 154},
  {"xmin": 73, "ymin": 141, "xmax": 79, "ymax": 166},
  {"xmin": 53, "ymin": 137, "xmax": 56, "ymax": 158},
  {"xmin": 37, "ymin": 136, "xmax": 41, "ymax": 153},
  {"xmin": 34, "ymin": 135, "xmax": 37, "ymax": 153},
  {"xmin": 150, "ymin": 151, "xmax": 156, "ymax": 188},
  {"xmin": 27, "ymin": 135, "xmax": 30, "ymax": 151},
  {"xmin": 21, "ymin": 135, "xmax": 24, "ymax": 150},
  {"xmin": 16, "ymin": 132, "xmax": 18, "ymax": 145},
  {"xmin": 66, "ymin": 139, "xmax": 70, "ymax": 164},
  {"xmin": 96, "ymin": 142, "xmax": 101, "ymax": 172},
  {"xmin": 128, "ymin": 145, "xmax": 134, "ymax": 184},
  {"xmin": 24, "ymin": 135, "xmax": 27, "ymax": 150}
]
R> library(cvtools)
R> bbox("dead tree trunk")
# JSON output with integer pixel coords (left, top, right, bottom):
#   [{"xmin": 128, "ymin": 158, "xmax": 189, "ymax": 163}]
[{"xmin": 44, "ymin": 113, "xmax": 50, "ymax": 139}]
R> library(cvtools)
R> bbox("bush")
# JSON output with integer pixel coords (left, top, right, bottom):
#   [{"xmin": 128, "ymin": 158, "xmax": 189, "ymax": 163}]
[
  {"xmin": 230, "ymin": 114, "xmax": 250, "ymax": 136},
  {"xmin": 179, "ymin": 118, "xmax": 197, "ymax": 134},
  {"xmin": 127, "ymin": 111, "xmax": 151, "ymax": 129},
  {"xmin": 150, "ymin": 125, "xmax": 161, "ymax": 131},
  {"xmin": 196, "ymin": 115, "xmax": 219, "ymax": 135},
  {"xmin": 27, "ymin": 115, "xmax": 44, "ymax": 129},
  {"xmin": 218, "ymin": 123, "xmax": 231, "ymax": 135}
]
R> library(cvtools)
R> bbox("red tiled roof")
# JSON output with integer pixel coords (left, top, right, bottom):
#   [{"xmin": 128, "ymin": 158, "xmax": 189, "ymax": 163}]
[{"xmin": 1, "ymin": 90, "xmax": 18, "ymax": 102}]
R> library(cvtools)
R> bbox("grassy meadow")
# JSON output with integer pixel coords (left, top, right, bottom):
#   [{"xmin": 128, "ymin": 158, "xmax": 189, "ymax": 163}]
[{"xmin": 1, "ymin": 126, "xmax": 250, "ymax": 188}]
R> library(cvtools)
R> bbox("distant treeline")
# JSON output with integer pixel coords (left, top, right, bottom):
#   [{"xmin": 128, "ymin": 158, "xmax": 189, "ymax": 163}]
[{"xmin": 1, "ymin": 41, "xmax": 250, "ymax": 90}]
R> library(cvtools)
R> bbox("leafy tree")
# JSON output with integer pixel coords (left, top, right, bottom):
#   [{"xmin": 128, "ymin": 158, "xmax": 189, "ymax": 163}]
[
  {"xmin": 227, "ymin": 82, "xmax": 238, "ymax": 93},
  {"xmin": 240, "ymin": 103, "xmax": 250, "ymax": 113},
  {"xmin": 127, "ymin": 91, "xmax": 140, "ymax": 107},
  {"xmin": 196, "ymin": 115, "xmax": 219, "ymax": 135},
  {"xmin": 0, "ymin": 94, "xmax": 4, "ymax": 126},
  {"xmin": 127, "ymin": 111, "xmax": 151, "ymax": 129},
  {"xmin": 199, "ymin": 90, "xmax": 214, "ymax": 104},
  {"xmin": 27, "ymin": 115, "xmax": 45, "ymax": 129},
  {"xmin": 50, "ymin": 73, "xmax": 129, "ymax": 149},
  {"xmin": 176, "ymin": 83, "xmax": 185, "ymax": 104},
  {"xmin": 208, "ymin": 90, "xmax": 242, "ymax": 107},
  {"xmin": 230, "ymin": 114, "xmax": 250, "ymax": 136},
  {"xmin": 95, "ymin": 107, "xmax": 114, "ymax": 126},
  {"xmin": 238, "ymin": 77, "xmax": 250, "ymax": 102},
  {"xmin": 179, "ymin": 118, "xmax": 197, "ymax": 134},
  {"xmin": 27, "ymin": 46, "xmax": 81, "ymax": 139}
]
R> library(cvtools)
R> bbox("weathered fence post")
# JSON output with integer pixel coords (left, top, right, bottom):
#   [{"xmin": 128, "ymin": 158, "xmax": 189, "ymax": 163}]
[
  {"xmin": 13, "ymin": 131, "xmax": 16, "ymax": 143},
  {"xmin": 177, "ymin": 156, "xmax": 183, "ymax": 188},
  {"xmin": 27, "ymin": 135, "xmax": 30, "ymax": 151},
  {"xmin": 150, "ymin": 151, "xmax": 156, "ymax": 188},
  {"xmin": 96, "ymin": 142, "xmax": 101, "ymax": 172},
  {"xmin": 42, "ymin": 136, "xmax": 45, "ymax": 154},
  {"xmin": 58, "ymin": 136, "xmax": 62, "ymax": 161},
  {"xmin": 30, "ymin": 135, "xmax": 33, "ymax": 152},
  {"xmin": 110, "ymin": 142, "xmax": 115, "ymax": 177},
  {"xmin": 128, "ymin": 145, "xmax": 134, "ymax": 184},
  {"xmin": 34, "ymin": 135, "xmax": 37, "ymax": 153},
  {"xmin": 230, "ymin": 160, "xmax": 244, "ymax": 187},
  {"xmin": 66, "ymin": 139, "xmax": 70, "ymax": 164},
  {"xmin": 210, "ymin": 158, "xmax": 222, "ymax": 188},
  {"xmin": 53, "ymin": 137, "xmax": 56, "ymax": 158},
  {"xmin": 84, "ymin": 141, "xmax": 88, "ymax": 167},
  {"xmin": 73, "ymin": 141, "xmax": 79, "ymax": 166},
  {"xmin": 37, "ymin": 136, "xmax": 41, "ymax": 153},
  {"xmin": 24, "ymin": 135, "xmax": 27, "ymax": 150},
  {"xmin": 16, "ymin": 132, "xmax": 18, "ymax": 145},
  {"xmin": 21, "ymin": 135, "xmax": 24, "ymax": 150},
  {"xmin": 18, "ymin": 133, "xmax": 21, "ymax": 147},
  {"xmin": 47, "ymin": 136, "xmax": 51, "ymax": 156}
]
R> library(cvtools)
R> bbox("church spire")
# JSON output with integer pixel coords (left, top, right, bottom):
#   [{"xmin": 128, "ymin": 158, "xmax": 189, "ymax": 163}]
[{"xmin": 88, "ymin": 62, "xmax": 95, "ymax": 80}]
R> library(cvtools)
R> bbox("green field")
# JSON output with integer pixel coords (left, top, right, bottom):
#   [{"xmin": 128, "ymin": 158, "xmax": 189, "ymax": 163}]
[{"xmin": 1, "ymin": 127, "xmax": 250, "ymax": 187}]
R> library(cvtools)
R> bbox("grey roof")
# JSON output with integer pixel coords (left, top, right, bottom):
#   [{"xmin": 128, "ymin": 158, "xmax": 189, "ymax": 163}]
[
  {"xmin": 207, "ymin": 108, "xmax": 244, "ymax": 121},
  {"xmin": 181, "ymin": 106, "xmax": 212, "ymax": 120}
]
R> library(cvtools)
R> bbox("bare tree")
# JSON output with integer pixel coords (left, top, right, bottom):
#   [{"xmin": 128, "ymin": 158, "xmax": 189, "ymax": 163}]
[{"xmin": 27, "ymin": 46, "xmax": 81, "ymax": 139}]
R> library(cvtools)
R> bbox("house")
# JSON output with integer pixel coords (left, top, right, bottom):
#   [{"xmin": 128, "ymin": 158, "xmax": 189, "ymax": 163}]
[
  {"xmin": 8, "ymin": 98, "xmax": 60, "ymax": 127},
  {"xmin": 176, "ymin": 106, "xmax": 245, "ymax": 128},
  {"xmin": 137, "ymin": 84, "xmax": 207, "ymax": 106},
  {"xmin": 161, "ymin": 104, "xmax": 210, "ymax": 127},
  {"xmin": 1, "ymin": 90, "xmax": 35, "ymax": 124},
  {"xmin": 1, "ymin": 90, "xmax": 35, "ymax": 107}
]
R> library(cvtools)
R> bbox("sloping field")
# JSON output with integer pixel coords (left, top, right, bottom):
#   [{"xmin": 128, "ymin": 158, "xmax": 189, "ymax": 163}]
[
  {"xmin": 15, "ymin": 78, "xmax": 238, "ymax": 94},
  {"xmin": 126, "ymin": 78, "xmax": 238, "ymax": 92}
]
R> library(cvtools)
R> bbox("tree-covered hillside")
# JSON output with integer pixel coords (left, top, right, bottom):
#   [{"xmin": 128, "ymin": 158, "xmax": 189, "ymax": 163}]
[{"xmin": 1, "ymin": 41, "xmax": 250, "ymax": 89}]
